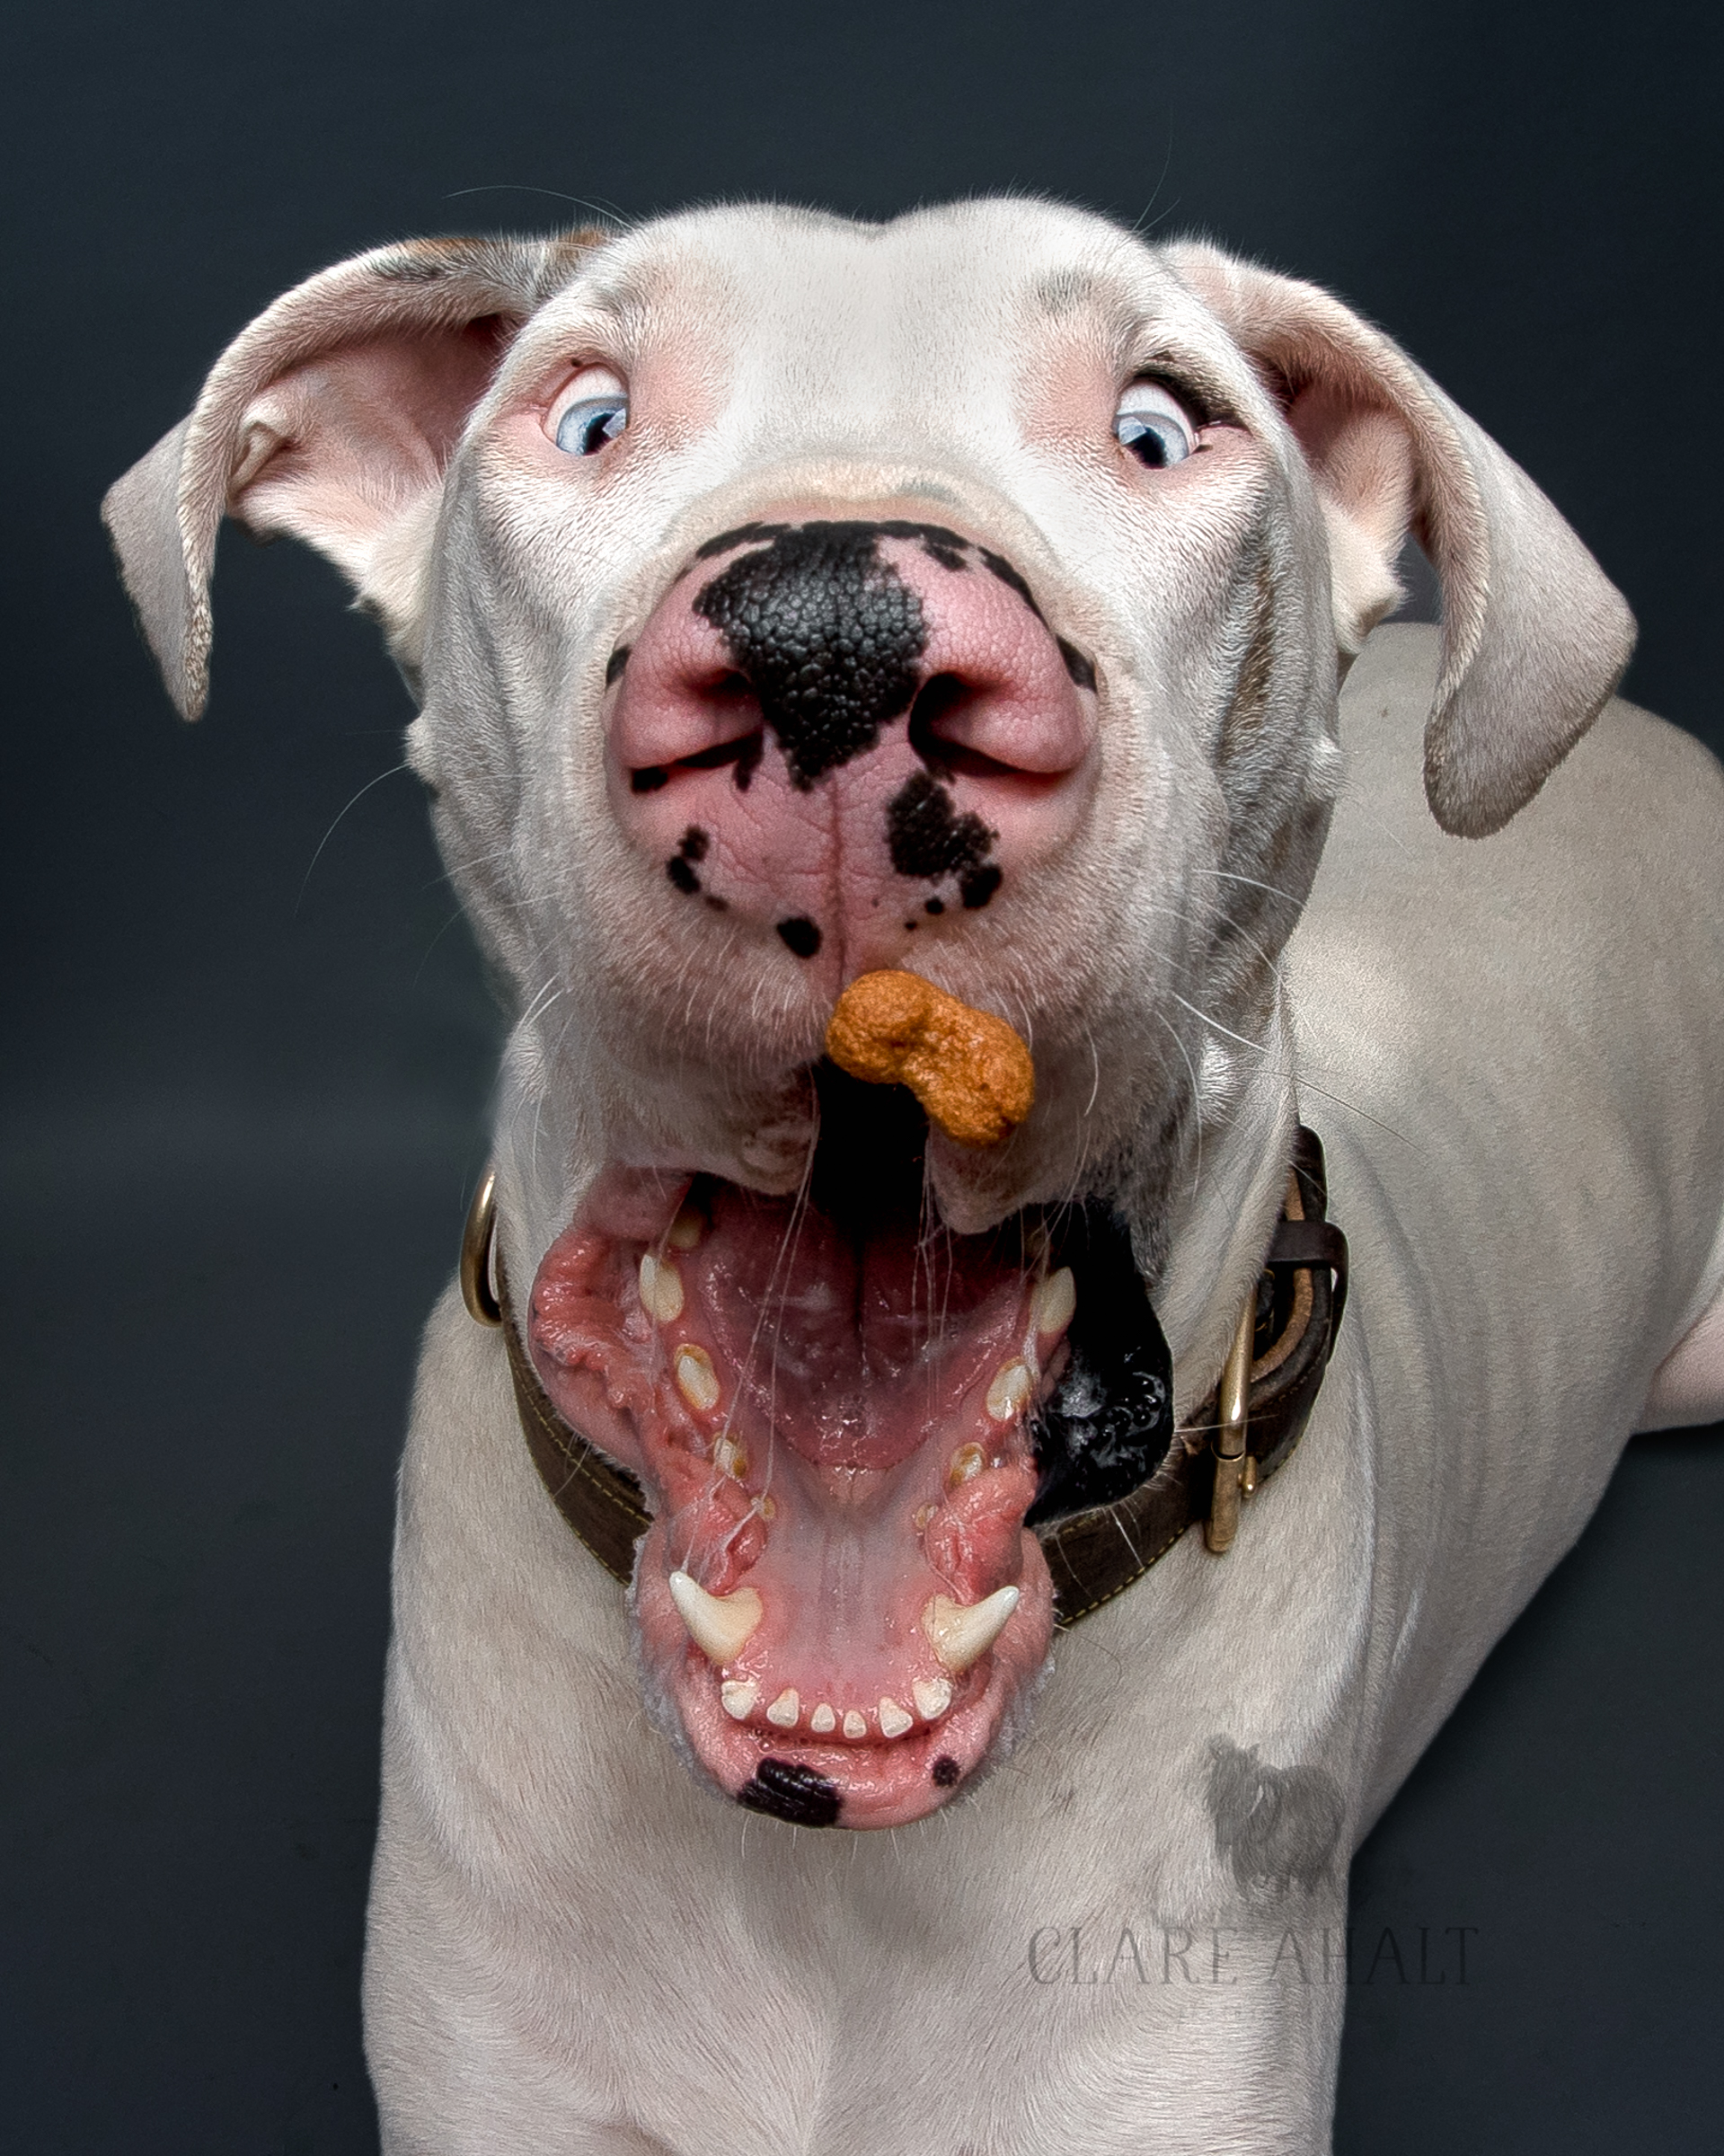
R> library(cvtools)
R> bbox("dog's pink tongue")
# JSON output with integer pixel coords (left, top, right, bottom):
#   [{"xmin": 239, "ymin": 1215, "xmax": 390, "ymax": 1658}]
[{"xmin": 528, "ymin": 1169, "xmax": 1063, "ymax": 1827}]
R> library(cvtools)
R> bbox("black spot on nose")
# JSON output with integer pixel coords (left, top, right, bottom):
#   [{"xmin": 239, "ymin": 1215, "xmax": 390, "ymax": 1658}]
[
  {"xmin": 667, "ymin": 825, "xmax": 710, "ymax": 895},
  {"xmin": 776, "ymin": 916, "xmax": 822, "ymax": 958},
  {"xmin": 1057, "ymin": 638, "xmax": 1097, "ymax": 692},
  {"xmin": 693, "ymin": 523, "xmax": 929, "ymax": 790},
  {"xmin": 885, "ymin": 770, "xmax": 1002, "ymax": 909},
  {"xmin": 931, "ymin": 1755, "xmax": 962, "ymax": 1789},
  {"xmin": 738, "ymin": 1759, "xmax": 842, "ymax": 1826}
]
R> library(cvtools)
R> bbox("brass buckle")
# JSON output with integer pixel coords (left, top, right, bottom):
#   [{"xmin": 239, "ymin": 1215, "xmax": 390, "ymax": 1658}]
[
  {"xmin": 1205, "ymin": 1291, "xmax": 1255, "ymax": 1553},
  {"xmin": 460, "ymin": 1163, "xmax": 503, "ymax": 1328}
]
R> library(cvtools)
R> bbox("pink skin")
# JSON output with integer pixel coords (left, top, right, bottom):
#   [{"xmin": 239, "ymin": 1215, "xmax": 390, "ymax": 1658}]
[
  {"xmin": 528, "ymin": 1167, "xmax": 1065, "ymax": 1827},
  {"xmin": 606, "ymin": 513, "xmax": 1097, "ymax": 985}
]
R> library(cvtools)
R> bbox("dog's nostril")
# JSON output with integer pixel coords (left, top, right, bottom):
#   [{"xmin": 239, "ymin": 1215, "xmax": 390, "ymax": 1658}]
[
  {"xmin": 909, "ymin": 672, "xmax": 1024, "ymax": 782},
  {"xmin": 630, "ymin": 727, "xmax": 769, "ymax": 798},
  {"xmin": 908, "ymin": 672, "xmax": 969, "ymax": 761}
]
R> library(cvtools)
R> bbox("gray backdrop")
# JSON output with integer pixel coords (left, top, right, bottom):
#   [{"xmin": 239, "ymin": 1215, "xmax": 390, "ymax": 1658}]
[{"xmin": 4, "ymin": 2, "xmax": 1721, "ymax": 2149}]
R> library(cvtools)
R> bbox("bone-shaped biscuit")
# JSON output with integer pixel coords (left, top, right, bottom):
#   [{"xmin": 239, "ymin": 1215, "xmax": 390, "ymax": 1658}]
[{"xmin": 825, "ymin": 970, "xmax": 1035, "ymax": 1149}]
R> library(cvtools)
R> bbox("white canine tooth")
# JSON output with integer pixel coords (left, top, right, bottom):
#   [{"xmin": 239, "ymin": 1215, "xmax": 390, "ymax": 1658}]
[
  {"xmin": 766, "ymin": 1687, "xmax": 800, "ymax": 1729},
  {"xmin": 721, "ymin": 1680, "xmax": 756, "ymax": 1720},
  {"xmin": 986, "ymin": 1361, "xmax": 1035, "ymax": 1424},
  {"xmin": 639, "ymin": 1252, "xmax": 685, "ymax": 1324},
  {"xmin": 674, "ymin": 1343, "xmax": 721, "ymax": 1413},
  {"xmin": 667, "ymin": 1206, "xmax": 703, "ymax": 1251},
  {"xmin": 1033, "ymin": 1267, "xmax": 1076, "ymax": 1338},
  {"xmin": 843, "ymin": 1710, "xmax": 868, "ymax": 1740},
  {"xmin": 912, "ymin": 1676, "xmax": 953, "ymax": 1721},
  {"xmin": 878, "ymin": 1696, "xmax": 913, "ymax": 1739},
  {"xmin": 921, "ymin": 1586, "xmax": 1021, "ymax": 1674},
  {"xmin": 667, "ymin": 1570, "xmax": 763, "ymax": 1664},
  {"xmin": 810, "ymin": 1702, "xmax": 836, "ymax": 1734}
]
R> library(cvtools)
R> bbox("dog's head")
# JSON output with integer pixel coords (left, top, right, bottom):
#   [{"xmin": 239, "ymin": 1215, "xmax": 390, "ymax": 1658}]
[{"xmin": 107, "ymin": 200, "xmax": 1631, "ymax": 1828}]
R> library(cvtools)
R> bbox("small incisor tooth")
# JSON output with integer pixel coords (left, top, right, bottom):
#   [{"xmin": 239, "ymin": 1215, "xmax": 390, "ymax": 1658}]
[
  {"xmin": 947, "ymin": 1442, "xmax": 985, "ymax": 1488},
  {"xmin": 639, "ymin": 1251, "xmax": 685, "ymax": 1323},
  {"xmin": 843, "ymin": 1710, "xmax": 868, "ymax": 1740},
  {"xmin": 1032, "ymin": 1266, "xmax": 1076, "ymax": 1337},
  {"xmin": 986, "ymin": 1361, "xmax": 1034, "ymax": 1423},
  {"xmin": 721, "ymin": 1680, "xmax": 756, "ymax": 1720},
  {"xmin": 712, "ymin": 1435, "xmax": 747, "ymax": 1480},
  {"xmin": 912, "ymin": 1676, "xmax": 953, "ymax": 1720},
  {"xmin": 878, "ymin": 1696, "xmax": 913, "ymax": 1738},
  {"xmin": 667, "ymin": 1570, "xmax": 763, "ymax": 1664},
  {"xmin": 810, "ymin": 1702, "xmax": 836, "ymax": 1734},
  {"xmin": 667, "ymin": 1205, "xmax": 703, "ymax": 1250},
  {"xmin": 765, "ymin": 1687, "xmax": 800, "ymax": 1729},
  {"xmin": 921, "ymin": 1585, "xmax": 1021, "ymax": 1674},
  {"xmin": 674, "ymin": 1343, "xmax": 721, "ymax": 1413}
]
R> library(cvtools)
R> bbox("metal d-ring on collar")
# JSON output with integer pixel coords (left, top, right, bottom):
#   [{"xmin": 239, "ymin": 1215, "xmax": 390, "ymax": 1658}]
[
  {"xmin": 461, "ymin": 1164, "xmax": 503, "ymax": 1328},
  {"xmin": 457, "ymin": 1133, "xmax": 1348, "ymax": 1629}
]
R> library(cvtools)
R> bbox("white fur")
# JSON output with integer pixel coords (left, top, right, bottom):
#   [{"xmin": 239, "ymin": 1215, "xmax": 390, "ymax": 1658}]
[{"xmin": 102, "ymin": 200, "xmax": 1724, "ymax": 2152}]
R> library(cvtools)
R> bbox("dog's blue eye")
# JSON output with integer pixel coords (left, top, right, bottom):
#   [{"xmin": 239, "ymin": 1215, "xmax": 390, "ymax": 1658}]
[
  {"xmin": 555, "ymin": 395, "xmax": 629, "ymax": 456},
  {"xmin": 1114, "ymin": 383, "xmax": 1196, "ymax": 469}
]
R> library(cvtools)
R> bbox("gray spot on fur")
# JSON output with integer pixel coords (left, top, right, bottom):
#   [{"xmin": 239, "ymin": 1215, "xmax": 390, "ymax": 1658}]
[{"xmin": 1206, "ymin": 1737, "xmax": 1342, "ymax": 1893}]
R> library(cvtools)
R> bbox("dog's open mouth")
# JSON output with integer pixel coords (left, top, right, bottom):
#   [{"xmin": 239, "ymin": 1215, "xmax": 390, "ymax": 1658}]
[{"xmin": 528, "ymin": 1070, "xmax": 1171, "ymax": 1828}]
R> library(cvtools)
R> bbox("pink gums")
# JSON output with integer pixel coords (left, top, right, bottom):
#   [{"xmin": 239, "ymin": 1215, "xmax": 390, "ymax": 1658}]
[{"xmin": 528, "ymin": 1166, "xmax": 1063, "ymax": 1827}]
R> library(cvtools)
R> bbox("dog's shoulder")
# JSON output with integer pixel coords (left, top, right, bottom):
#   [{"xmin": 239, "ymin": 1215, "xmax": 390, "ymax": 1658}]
[{"xmin": 1312, "ymin": 620, "xmax": 1724, "ymax": 938}]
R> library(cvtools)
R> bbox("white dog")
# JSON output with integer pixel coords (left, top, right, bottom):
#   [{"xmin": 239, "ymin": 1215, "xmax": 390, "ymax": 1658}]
[{"xmin": 105, "ymin": 199, "xmax": 1724, "ymax": 2153}]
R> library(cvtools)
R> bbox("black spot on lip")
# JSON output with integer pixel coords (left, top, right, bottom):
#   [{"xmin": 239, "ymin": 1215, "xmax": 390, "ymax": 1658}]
[
  {"xmin": 677, "ymin": 826, "xmax": 709, "ymax": 863},
  {"xmin": 693, "ymin": 523, "xmax": 929, "ymax": 791},
  {"xmin": 959, "ymin": 863, "xmax": 1003, "ymax": 910},
  {"xmin": 932, "ymin": 1755, "xmax": 962, "ymax": 1789},
  {"xmin": 776, "ymin": 915, "xmax": 822, "ymax": 958},
  {"xmin": 924, "ymin": 897, "xmax": 945, "ymax": 915},
  {"xmin": 667, "ymin": 856, "xmax": 700, "ymax": 895},
  {"xmin": 738, "ymin": 1759, "xmax": 842, "ymax": 1826},
  {"xmin": 605, "ymin": 644, "xmax": 632, "ymax": 686}
]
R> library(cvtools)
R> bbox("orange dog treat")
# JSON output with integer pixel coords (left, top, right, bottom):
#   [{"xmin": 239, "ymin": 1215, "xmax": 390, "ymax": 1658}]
[{"xmin": 825, "ymin": 971, "xmax": 1035, "ymax": 1149}]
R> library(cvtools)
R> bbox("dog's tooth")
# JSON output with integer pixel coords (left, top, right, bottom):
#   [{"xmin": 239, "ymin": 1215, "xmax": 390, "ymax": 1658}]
[
  {"xmin": 809, "ymin": 1701, "xmax": 836, "ymax": 1734},
  {"xmin": 713, "ymin": 1435, "xmax": 747, "ymax": 1480},
  {"xmin": 756, "ymin": 1493, "xmax": 776, "ymax": 1522},
  {"xmin": 667, "ymin": 1570, "xmax": 763, "ymax": 1664},
  {"xmin": 765, "ymin": 1687, "xmax": 800, "ymax": 1729},
  {"xmin": 1032, "ymin": 1267, "xmax": 1076, "ymax": 1338},
  {"xmin": 921, "ymin": 1586, "xmax": 1021, "ymax": 1674},
  {"xmin": 843, "ymin": 1710, "xmax": 868, "ymax": 1740},
  {"xmin": 674, "ymin": 1343, "xmax": 721, "ymax": 1413},
  {"xmin": 947, "ymin": 1442, "xmax": 985, "ymax": 1489},
  {"xmin": 721, "ymin": 1679, "xmax": 757, "ymax": 1720},
  {"xmin": 986, "ymin": 1361, "xmax": 1034, "ymax": 1424},
  {"xmin": 914, "ymin": 1501, "xmax": 938, "ymax": 1533},
  {"xmin": 878, "ymin": 1696, "xmax": 913, "ymax": 1739},
  {"xmin": 667, "ymin": 1206, "xmax": 703, "ymax": 1251},
  {"xmin": 639, "ymin": 1252, "xmax": 685, "ymax": 1324},
  {"xmin": 912, "ymin": 1676, "xmax": 953, "ymax": 1720}
]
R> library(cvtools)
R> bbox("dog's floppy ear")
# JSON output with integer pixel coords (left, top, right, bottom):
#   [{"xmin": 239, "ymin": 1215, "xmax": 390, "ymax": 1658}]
[
  {"xmin": 1166, "ymin": 243, "xmax": 1636, "ymax": 836},
  {"xmin": 102, "ymin": 229, "xmax": 608, "ymax": 719}
]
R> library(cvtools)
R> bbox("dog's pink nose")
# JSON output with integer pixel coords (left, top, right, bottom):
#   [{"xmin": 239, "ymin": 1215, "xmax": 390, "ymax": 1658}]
[{"xmin": 606, "ymin": 516, "xmax": 1096, "ymax": 974}]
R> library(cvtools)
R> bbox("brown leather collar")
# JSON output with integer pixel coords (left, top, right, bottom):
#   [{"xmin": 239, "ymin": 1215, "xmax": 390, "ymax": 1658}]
[{"xmin": 474, "ymin": 1127, "xmax": 1347, "ymax": 1630}]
